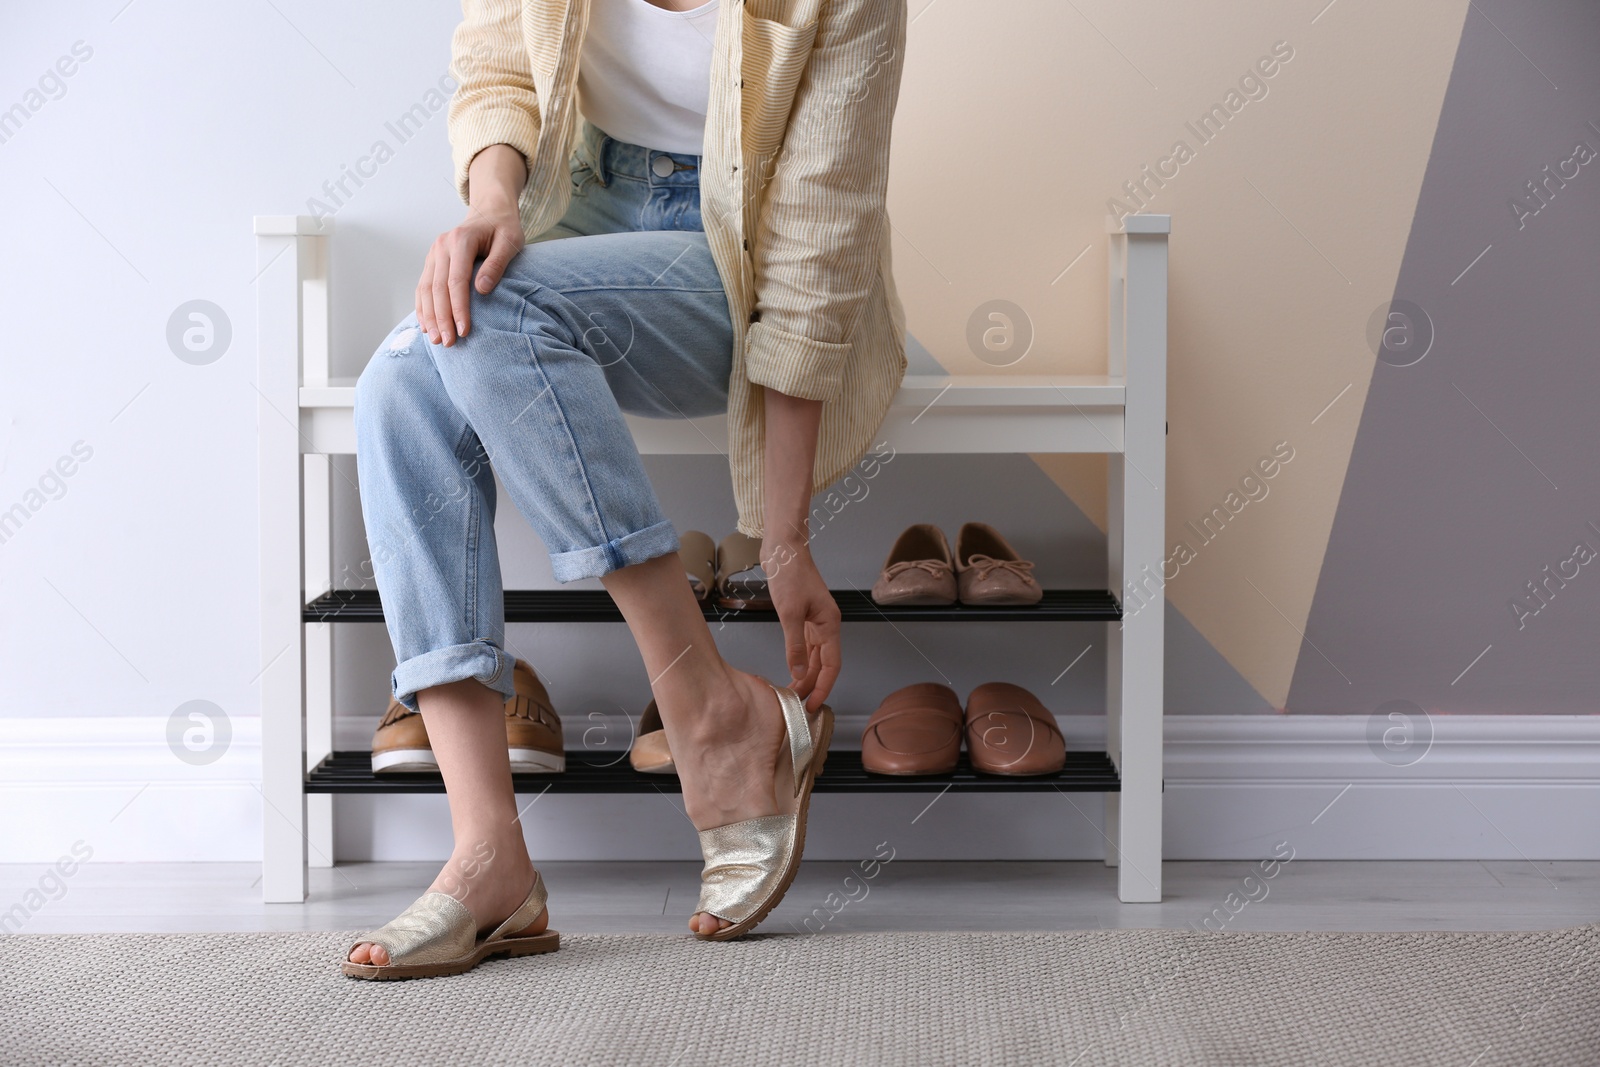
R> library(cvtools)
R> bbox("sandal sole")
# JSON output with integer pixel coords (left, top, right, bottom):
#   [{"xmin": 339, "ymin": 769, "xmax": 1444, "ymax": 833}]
[{"xmin": 341, "ymin": 930, "xmax": 560, "ymax": 981}]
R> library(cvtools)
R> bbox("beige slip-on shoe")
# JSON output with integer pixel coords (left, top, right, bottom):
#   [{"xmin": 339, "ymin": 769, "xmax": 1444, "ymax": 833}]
[
  {"xmin": 871, "ymin": 524, "xmax": 958, "ymax": 606},
  {"xmin": 954, "ymin": 522, "xmax": 1043, "ymax": 606},
  {"xmin": 628, "ymin": 699, "xmax": 675, "ymax": 775}
]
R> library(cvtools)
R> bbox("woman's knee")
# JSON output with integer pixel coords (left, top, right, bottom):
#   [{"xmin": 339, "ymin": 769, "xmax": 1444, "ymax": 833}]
[
  {"xmin": 438, "ymin": 284, "xmax": 585, "ymax": 412},
  {"xmin": 355, "ymin": 315, "xmax": 431, "ymax": 431}
]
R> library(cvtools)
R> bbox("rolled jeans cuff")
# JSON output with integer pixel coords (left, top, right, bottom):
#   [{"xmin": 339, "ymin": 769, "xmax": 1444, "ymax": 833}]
[
  {"xmin": 391, "ymin": 640, "xmax": 516, "ymax": 713},
  {"xmin": 549, "ymin": 519, "xmax": 681, "ymax": 582}
]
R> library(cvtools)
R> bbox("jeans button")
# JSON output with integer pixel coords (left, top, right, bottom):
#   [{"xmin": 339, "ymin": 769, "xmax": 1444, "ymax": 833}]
[{"xmin": 651, "ymin": 154, "xmax": 676, "ymax": 178}]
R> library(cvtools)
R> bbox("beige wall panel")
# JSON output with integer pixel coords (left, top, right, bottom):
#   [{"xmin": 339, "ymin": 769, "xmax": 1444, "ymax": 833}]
[
  {"xmin": 1033, "ymin": 453, "xmax": 1109, "ymax": 533},
  {"xmin": 890, "ymin": 0, "xmax": 1470, "ymax": 706}
]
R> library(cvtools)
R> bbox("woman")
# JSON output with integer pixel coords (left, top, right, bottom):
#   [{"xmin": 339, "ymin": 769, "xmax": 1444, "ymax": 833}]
[{"xmin": 341, "ymin": 0, "xmax": 907, "ymax": 977}]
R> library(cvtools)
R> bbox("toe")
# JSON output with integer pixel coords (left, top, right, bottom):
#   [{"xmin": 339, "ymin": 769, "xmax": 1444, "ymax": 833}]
[
  {"xmin": 369, "ymin": 944, "xmax": 389, "ymax": 966},
  {"xmin": 348, "ymin": 943, "xmax": 370, "ymax": 964},
  {"xmin": 689, "ymin": 912, "xmax": 730, "ymax": 935}
]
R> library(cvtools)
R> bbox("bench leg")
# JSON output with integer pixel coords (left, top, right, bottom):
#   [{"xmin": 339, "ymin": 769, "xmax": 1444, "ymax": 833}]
[
  {"xmin": 1106, "ymin": 225, "xmax": 1168, "ymax": 903},
  {"xmin": 257, "ymin": 228, "xmax": 313, "ymax": 902},
  {"xmin": 1103, "ymin": 793, "xmax": 1121, "ymax": 867}
]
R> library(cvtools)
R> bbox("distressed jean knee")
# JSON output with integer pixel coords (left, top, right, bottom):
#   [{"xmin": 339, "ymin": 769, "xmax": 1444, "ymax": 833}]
[{"xmin": 354, "ymin": 316, "xmax": 427, "ymax": 436}]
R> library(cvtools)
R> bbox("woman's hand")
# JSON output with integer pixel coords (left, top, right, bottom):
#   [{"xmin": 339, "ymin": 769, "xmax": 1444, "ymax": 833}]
[
  {"xmin": 764, "ymin": 540, "xmax": 841, "ymax": 713},
  {"xmin": 417, "ymin": 144, "xmax": 528, "ymax": 347},
  {"xmin": 759, "ymin": 388, "xmax": 833, "ymax": 711}
]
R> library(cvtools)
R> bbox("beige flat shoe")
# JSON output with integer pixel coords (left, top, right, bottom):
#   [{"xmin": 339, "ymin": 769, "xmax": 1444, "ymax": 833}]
[
  {"xmin": 693, "ymin": 686, "xmax": 832, "ymax": 941},
  {"xmin": 341, "ymin": 872, "xmax": 559, "ymax": 981},
  {"xmin": 628, "ymin": 699, "xmax": 676, "ymax": 775},
  {"xmin": 871, "ymin": 524, "xmax": 957, "ymax": 606},
  {"xmin": 954, "ymin": 522, "xmax": 1042, "ymax": 606}
]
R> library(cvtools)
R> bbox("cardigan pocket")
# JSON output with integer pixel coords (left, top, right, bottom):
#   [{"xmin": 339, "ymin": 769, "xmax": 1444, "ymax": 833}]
[{"xmin": 740, "ymin": 10, "xmax": 819, "ymax": 158}]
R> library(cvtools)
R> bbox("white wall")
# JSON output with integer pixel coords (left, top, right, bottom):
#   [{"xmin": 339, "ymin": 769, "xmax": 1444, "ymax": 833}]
[{"xmin": 2, "ymin": 2, "xmax": 463, "ymax": 725}]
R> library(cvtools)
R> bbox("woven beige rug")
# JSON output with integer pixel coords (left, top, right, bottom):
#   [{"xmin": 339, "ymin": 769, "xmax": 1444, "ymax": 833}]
[{"xmin": 3, "ymin": 927, "xmax": 1597, "ymax": 1065}]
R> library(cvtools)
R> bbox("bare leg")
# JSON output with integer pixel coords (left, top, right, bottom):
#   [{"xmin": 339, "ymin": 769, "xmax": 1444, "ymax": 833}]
[
  {"xmin": 348, "ymin": 678, "xmax": 548, "ymax": 965},
  {"xmin": 602, "ymin": 553, "xmax": 789, "ymax": 935}
]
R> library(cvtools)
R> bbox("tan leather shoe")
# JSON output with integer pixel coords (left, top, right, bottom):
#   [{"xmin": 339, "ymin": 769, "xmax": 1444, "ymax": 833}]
[
  {"xmin": 371, "ymin": 697, "xmax": 436, "ymax": 774},
  {"xmin": 861, "ymin": 683, "xmax": 963, "ymax": 775},
  {"xmin": 954, "ymin": 523, "xmax": 1042, "ymax": 606},
  {"xmin": 964, "ymin": 682, "xmax": 1065, "ymax": 776},
  {"xmin": 506, "ymin": 660, "xmax": 565, "ymax": 773},
  {"xmin": 870, "ymin": 524, "xmax": 957, "ymax": 606},
  {"xmin": 628, "ymin": 699, "xmax": 675, "ymax": 774}
]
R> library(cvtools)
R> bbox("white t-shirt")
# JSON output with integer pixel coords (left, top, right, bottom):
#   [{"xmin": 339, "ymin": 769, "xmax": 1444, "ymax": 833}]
[{"xmin": 576, "ymin": 0, "xmax": 719, "ymax": 156}]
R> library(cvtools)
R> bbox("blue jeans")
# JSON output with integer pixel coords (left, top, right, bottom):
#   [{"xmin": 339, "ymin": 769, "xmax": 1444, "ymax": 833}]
[{"xmin": 355, "ymin": 120, "xmax": 734, "ymax": 711}]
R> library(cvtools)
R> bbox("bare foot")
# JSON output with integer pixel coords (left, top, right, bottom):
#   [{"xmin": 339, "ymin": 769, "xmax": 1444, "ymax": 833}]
[
  {"xmin": 662, "ymin": 667, "xmax": 794, "ymax": 936},
  {"xmin": 348, "ymin": 834, "xmax": 547, "ymax": 965}
]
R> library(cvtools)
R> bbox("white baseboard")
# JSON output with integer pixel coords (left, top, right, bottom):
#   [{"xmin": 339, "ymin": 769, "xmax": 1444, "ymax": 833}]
[
  {"xmin": 1160, "ymin": 715, "xmax": 1600, "ymax": 860},
  {"xmin": 0, "ymin": 716, "xmax": 264, "ymax": 864},
  {"xmin": 3, "ymin": 715, "xmax": 1598, "ymax": 863}
]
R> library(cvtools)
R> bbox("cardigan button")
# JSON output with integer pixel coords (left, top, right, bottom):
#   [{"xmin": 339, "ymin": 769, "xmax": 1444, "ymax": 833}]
[{"xmin": 749, "ymin": 311, "xmax": 760, "ymax": 324}]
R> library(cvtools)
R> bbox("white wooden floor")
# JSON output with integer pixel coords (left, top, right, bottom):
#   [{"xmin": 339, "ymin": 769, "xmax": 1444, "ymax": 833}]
[{"xmin": 4, "ymin": 861, "xmax": 1596, "ymax": 935}]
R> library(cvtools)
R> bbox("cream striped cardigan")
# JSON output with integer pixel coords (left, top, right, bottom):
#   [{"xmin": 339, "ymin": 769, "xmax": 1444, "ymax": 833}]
[{"xmin": 447, "ymin": 0, "xmax": 908, "ymax": 538}]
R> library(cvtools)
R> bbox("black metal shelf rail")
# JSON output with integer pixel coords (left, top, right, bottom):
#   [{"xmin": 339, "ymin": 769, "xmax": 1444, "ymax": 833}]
[
  {"xmin": 307, "ymin": 749, "xmax": 1120, "ymax": 794},
  {"xmin": 304, "ymin": 588, "xmax": 1122, "ymax": 624}
]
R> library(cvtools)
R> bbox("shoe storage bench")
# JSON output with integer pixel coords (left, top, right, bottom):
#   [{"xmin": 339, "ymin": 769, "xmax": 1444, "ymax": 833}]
[{"xmin": 255, "ymin": 213, "xmax": 1170, "ymax": 905}]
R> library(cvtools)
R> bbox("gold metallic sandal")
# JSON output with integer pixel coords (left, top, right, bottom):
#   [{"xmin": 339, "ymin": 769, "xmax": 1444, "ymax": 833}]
[
  {"xmin": 693, "ymin": 685, "xmax": 833, "ymax": 941},
  {"xmin": 341, "ymin": 872, "xmax": 559, "ymax": 980}
]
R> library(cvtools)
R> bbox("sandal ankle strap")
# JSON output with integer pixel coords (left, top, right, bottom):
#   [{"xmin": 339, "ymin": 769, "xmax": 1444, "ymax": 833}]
[{"xmin": 772, "ymin": 685, "xmax": 812, "ymax": 799}]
